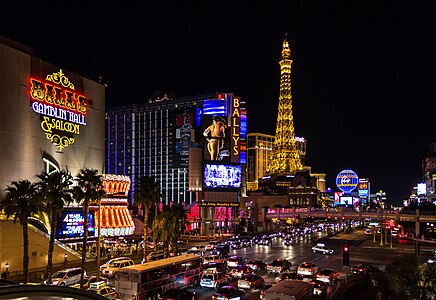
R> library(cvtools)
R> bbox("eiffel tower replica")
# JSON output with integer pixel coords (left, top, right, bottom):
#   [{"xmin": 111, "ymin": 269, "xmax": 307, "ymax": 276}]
[{"xmin": 260, "ymin": 35, "xmax": 304, "ymax": 194}]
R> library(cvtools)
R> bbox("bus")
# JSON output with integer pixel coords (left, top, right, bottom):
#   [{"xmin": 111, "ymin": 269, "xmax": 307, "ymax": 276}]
[{"xmin": 115, "ymin": 254, "xmax": 202, "ymax": 300}]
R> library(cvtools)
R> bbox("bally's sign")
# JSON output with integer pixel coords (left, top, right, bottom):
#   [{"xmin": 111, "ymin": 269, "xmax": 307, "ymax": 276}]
[{"xmin": 29, "ymin": 69, "xmax": 87, "ymax": 151}]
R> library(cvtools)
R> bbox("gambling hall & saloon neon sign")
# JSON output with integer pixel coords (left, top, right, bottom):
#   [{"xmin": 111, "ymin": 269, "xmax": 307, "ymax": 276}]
[{"xmin": 29, "ymin": 69, "xmax": 87, "ymax": 151}]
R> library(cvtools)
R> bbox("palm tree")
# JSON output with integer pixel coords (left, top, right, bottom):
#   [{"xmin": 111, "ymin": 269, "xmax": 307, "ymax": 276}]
[
  {"xmin": 0, "ymin": 180, "xmax": 40, "ymax": 283},
  {"xmin": 35, "ymin": 170, "xmax": 73, "ymax": 284},
  {"xmin": 170, "ymin": 204, "xmax": 188, "ymax": 254},
  {"xmin": 73, "ymin": 168, "xmax": 104, "ymax": 289},
  {"xmin": 152, "ymin": 205, "xmax": 186, "ymax": 257},
  {"xmin": 134, "ymin": 176, "xmax": 160, "ymax": 262}
]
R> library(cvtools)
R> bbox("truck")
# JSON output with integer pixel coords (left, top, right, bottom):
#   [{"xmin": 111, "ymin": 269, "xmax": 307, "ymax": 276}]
[{"xmin": 263, "ymin": 279, "xmax": 313, "ymax": 300}]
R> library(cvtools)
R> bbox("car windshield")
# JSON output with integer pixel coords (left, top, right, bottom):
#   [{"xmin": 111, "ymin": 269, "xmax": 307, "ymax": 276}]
[{"xmin": 52, "ymin": 271, "xmax": 67, "ymax": 278}]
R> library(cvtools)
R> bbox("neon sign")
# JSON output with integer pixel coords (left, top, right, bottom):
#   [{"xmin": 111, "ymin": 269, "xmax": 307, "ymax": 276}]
[
  {"xmin": 29, "ymin": 69, "xmax": 88, "ymax": 151},
  {"xmin": 231, "ymin": 96, "xmax": 240, "ymax": 160}
]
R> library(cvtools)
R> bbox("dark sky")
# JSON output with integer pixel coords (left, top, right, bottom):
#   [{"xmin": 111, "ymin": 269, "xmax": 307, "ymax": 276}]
[{"xmin": 1, "ymin": 1, "xmax": 435, "ymax": 205}]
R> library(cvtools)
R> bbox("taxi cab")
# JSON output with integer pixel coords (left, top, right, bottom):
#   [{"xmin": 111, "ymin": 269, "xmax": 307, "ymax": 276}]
[{"xmin": 311, "ymin": 243, "xmax": 334, "ymax": 255}]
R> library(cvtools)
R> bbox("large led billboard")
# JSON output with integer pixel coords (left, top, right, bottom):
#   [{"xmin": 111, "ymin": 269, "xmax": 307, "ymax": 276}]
[
  {"xmin": 203, "ymin": 163, "xmax": 242, "ymax": 191},
  {"xmin": 56, "ymin": 210, "xmax": 95, "ymax": 240},
  {"xmin": 202, "ymin": 115, "xmax": 230, "ymax": 163}
]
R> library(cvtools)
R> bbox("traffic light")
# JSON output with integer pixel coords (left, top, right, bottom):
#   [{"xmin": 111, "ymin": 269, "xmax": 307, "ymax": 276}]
[{"xmin": 343, "ymin": 245, "xmax": 350, "ymax": 266}]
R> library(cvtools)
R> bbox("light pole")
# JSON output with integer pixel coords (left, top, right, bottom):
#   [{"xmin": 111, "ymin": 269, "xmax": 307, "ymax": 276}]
[{"xmin": 96, "ymin": 196, "xmax": 102, "ymax": 281}]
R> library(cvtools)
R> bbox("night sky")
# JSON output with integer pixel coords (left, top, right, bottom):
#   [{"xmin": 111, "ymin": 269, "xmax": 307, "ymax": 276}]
[{"xmin": 1, "ymin": 1, "xmax": 435, "ymax": 205}]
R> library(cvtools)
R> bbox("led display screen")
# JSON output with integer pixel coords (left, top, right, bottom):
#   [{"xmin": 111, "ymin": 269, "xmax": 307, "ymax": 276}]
[
  {"xmin": 56, "ymin": 210, "xmax": 95, "ymax": 239},
  {"xmin": 203, "ymin": 163, "xmax": 242, "ymax": 190}
]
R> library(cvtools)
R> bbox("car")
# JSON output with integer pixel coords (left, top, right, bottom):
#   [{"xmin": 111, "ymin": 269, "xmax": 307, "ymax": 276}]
[
  {"xmin": 297, "ymin": 262, "xmax": 319, "ymax": 276},
  {"xmin": 215, "ymin": 244, "xmax": 230, "ymax": 256},
  {"xmin": 283, "ymin": 237, "xmax": 293, "ymax": 246},
  {"xmin": 247, "ymin": 260, "xmax": 267, "ymax": 273},
  {"xmin": 237, "ymin": 273, "xmax": 265, "ymax": 290},
  {"xmin": 315, "ymin": 268, "xmax": 340, "ymax": 284},
  {"xmin": 240, "ymin": 237, "xmax": 253, "ymax": 247},
  {"xmin": 157, "ymin": 288, "xmax": 196, "ymax": 300},
  {"xmin": 351, "ymin": 263, "xmax": 381, "ymax": 277},
  {"xmin": 211, "ymin": 285, "xmax": 246, "ymax": 300},
  {"xmin": 227, "ymin": 256, "xmax": 246, "ymax": 268},
  {"xmin": 206, "ymin": 241, "xmax": 221, "ymax": 251},
  {"xmin": 230, "ymin": 240, "xmax": 242, "ymax": 249},
  {"xmin": 267, "ymin": 258, "xmax": 292, "ymax": 274},
  {"xmin": 200, "ymin": 271, "xmax": 230, "ymax": 289},
  {"xmin": 310, "ymin": 279, "xmax": 329, "ymax": 296},
  {"xmin": 100, "ymin": 256, "xmax": 131, "ymax": 272},
  {"xmin": 204, "ymin": 254, "xmax": 223, "ymax": 264},
  {"xmin": 229, "ymin": 265, "xmax": 254, "ymax": 278},
  {"xmin": 70, "ymin": 276, "xmax": 100, "ymax": 289},
  {"xmin": 87, "ymin": 281, "xmax": 118, "ymax": 299},
  {"xmin": 259, "ymin": 237, "xmax": 272, "ymax": 246},
  {"xmin": 43, "ymin": 267, "xmax": 84, "ymax": 286},
  {"xmin": 311, "ymin": 243, "xmax": 334, "ymax": 255},
  {"xmin": 260, "ymin": 284, "xmax": 274, "ymax": 300},
  {"xmin": 364, "ymin": 228, "xmax": 372, "ymax": 235},
  {"xmin": 276, "ymin": 271, "xmax": 303, "ymax": 282},
  {"xmin": 203, "ymin": 262, "xmax": 228, "ymax": 274},
  {"xmin": 101, "ymin": 258, "xmax": 134, "ymax": 278}
]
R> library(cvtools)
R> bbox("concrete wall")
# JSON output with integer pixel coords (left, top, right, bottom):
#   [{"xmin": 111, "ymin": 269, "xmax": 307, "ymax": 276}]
[{"xmin": 0, "ymin": 220, "xmax": 81, "ymax": 275}]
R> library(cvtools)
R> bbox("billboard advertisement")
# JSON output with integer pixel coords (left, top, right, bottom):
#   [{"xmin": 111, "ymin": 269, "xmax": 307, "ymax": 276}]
[
  {"xmin": 202, "ymin": 115, "xmax": 230, "ymax": 163},
  {"xmin": 230, "ymin": 96, "xmax": 241, "ymax": 163},
  {"xmin": 56, "ymin": 210, "xmax": 95, "ymax": 240},
  {"xmin": 174, "ymin": 108, "xmax": 196, "ymax": 168},
  {"xmin": 358, "ymin": 178, "xmax": 369, "ymax": 198},
  {"xmin": 417, "ymin": 182, "xmax": 427, "ymax": 196},
  {"xmin": 203, "ymin": 162, "xmax": 242, "ymax": 191},
  {"xmin": 339, "ymin": 196, "xmax": 357, "ymax": 205}
]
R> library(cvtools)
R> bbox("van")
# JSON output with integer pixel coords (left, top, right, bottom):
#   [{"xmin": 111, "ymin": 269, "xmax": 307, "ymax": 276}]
[
  {"xmin": 100, "ymin": 256, "xmax": 131, "ymax": 272},
  {"xmin": 101, "ymin": 258, "xmax": 134, "ymax": 278},
  {"xmin": 44, "ymin": 267, "xmax": 84, "ymax": 286}
]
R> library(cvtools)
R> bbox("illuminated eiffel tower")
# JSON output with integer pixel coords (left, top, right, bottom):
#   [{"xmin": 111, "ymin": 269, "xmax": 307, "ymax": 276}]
[{"xmin": 267, "ymin": 35, "xmax": 303, "ymax": 176}]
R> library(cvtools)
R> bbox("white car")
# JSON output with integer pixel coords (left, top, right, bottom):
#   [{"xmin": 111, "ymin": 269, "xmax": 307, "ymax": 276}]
[
  {"xmin": 297, "ymin": 262, "xmax": 319, "ymax": 276},
  {"xmin": 200, "ymin": 271, "xmax": 230, "ymax": 289},
  {"xmin": 311, "ymin": 243, "xmax": 334, "ymax": 255}
]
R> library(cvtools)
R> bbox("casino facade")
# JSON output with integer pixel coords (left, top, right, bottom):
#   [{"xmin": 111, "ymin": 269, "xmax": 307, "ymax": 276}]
[{"xmin": 0, "ymin": 36, "xmax": 106, "ymax": 271}]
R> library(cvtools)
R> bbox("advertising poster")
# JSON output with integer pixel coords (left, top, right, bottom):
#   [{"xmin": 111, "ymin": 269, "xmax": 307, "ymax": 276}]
[
  {"xmin": 201, "ymin": 115, "xmax": 230, "ymax": 163},
  {"xmin": 174, "ymin": 108, "xmax": 195, "ymax": 168},
  {"xmin": 56, "ymin": 210, "xmax": 95, "ymax": 239},
  {"xmin": 203, "ymin": 163, "xmax": 242, "ymax": 190}
]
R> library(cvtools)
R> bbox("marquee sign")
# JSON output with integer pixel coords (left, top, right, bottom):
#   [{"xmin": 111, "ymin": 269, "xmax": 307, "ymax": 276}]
[
  {"xmin": 335, "ymin": 169, "xmax": 359, "ymax": 194},
  {"xmin": 29, "ymin": 69, "xmax": 88, "ymax": 151}
]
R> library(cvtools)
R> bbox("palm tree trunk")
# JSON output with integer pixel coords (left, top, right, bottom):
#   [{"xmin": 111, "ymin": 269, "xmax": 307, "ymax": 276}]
[
  {"xmin": 143, "ymin": 208, "xmax": 149, "ymax": 262},
  {"xmin": 80, "ymin": 201, "xmax": 89, "ymax": 289},
  {"xmin": 22, "ymin": 221, "xmax": 29, "ymax": 283},
  {"xmin": 47, "ymin": 213, "xmax": 57, "ymax": 284}
]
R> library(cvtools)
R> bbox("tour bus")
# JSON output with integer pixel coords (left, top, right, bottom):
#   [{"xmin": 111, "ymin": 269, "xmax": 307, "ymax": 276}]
[{"xmin": 115, "ymin": 254, "xmax": 202, "ymax": 300}]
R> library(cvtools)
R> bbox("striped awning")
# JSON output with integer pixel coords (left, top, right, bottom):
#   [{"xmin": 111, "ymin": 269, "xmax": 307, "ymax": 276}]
[{"xmin": 95, "ymin": 206, "xmax": 135, "ymax": 236}]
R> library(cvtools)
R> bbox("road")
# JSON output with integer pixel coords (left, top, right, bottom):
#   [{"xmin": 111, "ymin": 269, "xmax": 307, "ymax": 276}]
[{"xmin": 183, "ymin": 228, "xmax": 422, "ymax": 300}]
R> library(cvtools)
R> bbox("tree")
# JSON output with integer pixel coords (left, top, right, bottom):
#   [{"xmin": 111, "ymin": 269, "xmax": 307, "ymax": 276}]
[
  {"xmin": 152, "ymin": 207, "xmax": 179, "ymax": 258},
  {"xmin": 73, "ymin": 168, "xmax": 104, "ymax": 289},
  {"xmin": 134, "ymin": 176, "xmax": 160, "ymax": 262},
  {"xmin": 385, "ymin": 253, "xmax": 420, "ymax": 299},
  {"xmin": 417, "ymin": 263, "xmax": 436, "ymax": 299},
  {"xmin": 35, "ymin": 170, "xmax": 73, "ymax": 284},
  {"xmin": 0, "ymin": 180, "xmax": 40, "ymax": 283}
]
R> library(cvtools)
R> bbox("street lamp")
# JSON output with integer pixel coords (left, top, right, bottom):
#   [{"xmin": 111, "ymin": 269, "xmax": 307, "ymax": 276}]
[{"xmin": 4, "ymin": 262, "xmax": 9, "ymax": 279}]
